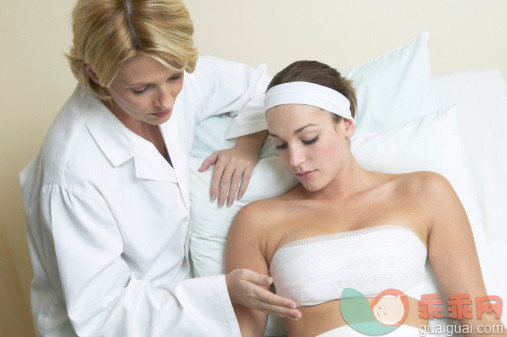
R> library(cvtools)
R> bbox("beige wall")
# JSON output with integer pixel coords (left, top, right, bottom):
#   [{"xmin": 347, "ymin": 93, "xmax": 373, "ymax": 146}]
[
  {"xmin": 1, "ymin": 0, "xmax": 76, "ymax": 335},
  {"xmin": 0, "ymin": 1, "xmax": 505, "ymax": 335},
  {"xmin": 185, "ymin": 0, "xmax": 507, "ymax": 79}
]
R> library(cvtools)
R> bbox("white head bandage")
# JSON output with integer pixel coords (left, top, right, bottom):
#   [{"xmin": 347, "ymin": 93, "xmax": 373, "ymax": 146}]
[{"xmin": 264, "ymin": 81, "xmax": 353, "ymax": 121}]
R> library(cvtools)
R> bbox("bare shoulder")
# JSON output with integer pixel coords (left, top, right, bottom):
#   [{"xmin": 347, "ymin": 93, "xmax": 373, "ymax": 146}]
[
  {"xmin": 231, "ymin": 197, "xmax": 286, "ymax": 233},
  {"xmin": 230, "ymin": 195, "xmax": 288, "ymax": 234},
  {"xmin": 393, "ymin": 172, "xmax": 465, "ymax": 224},
  {"xmin": 394, "ymin": 171, "xmax": 454, "ymax": 196},
  {"xmin": 231, "ymin": 184, "xmax": 300, "ymax": 230}
]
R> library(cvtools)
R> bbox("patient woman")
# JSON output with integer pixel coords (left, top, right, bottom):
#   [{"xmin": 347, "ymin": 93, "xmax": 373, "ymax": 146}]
[{"xmin": 226, "ymin": 61, "xmax": 506, "ymax": 336}]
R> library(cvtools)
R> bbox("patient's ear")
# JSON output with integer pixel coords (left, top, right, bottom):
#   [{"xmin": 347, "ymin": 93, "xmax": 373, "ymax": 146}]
[
  {"xmin": 342, "ymin": 118, "xmax": 355, "ymax": 139},
  {"xmin": 82, "ymin": 62, "xmax": 100, "ymax": 85}
]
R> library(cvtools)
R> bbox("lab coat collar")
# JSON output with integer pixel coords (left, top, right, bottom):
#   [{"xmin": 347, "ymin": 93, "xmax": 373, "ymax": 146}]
[
  {"xmin": 131, "ymin": 133, "xmax": 177, "ymax": 183},
  {"xmin": 78, "ymin": 85, "xmax": 179, "ymax": 185},
  {"xmin": 158, "ymin": 99, "xmax": 191, "ymax": 209},
  {"xmin": 79, "ymin": 85, "xmax": 134, "ymax": 167}
]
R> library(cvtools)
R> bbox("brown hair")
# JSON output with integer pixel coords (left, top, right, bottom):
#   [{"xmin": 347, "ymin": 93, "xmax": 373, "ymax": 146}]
[
  {"xmin": 267, "ymin": 61, "xmax": 357, "ymax": 122},
  {"xmin": 66, "ymin": 0, "xmax": 198, "ymax": 100}
]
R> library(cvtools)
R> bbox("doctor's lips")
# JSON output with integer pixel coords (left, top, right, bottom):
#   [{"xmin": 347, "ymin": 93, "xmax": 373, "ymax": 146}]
[
  {"xmin": 295, "ymin": 170, "xmax": 315, "ymax": 179},
  {"xmin": 151, "ymin": 109, "xmax": 171, "ymax": 118}
]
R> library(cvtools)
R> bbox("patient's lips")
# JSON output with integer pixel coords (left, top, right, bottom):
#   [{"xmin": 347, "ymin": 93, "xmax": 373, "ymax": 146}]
[
  {"xmin": 370, "ymin": 289, "xmax": 409, "ymax": 326},
  {"xmin": 295, "ymin": 170, "xmax": 315, "ymax": 180}
]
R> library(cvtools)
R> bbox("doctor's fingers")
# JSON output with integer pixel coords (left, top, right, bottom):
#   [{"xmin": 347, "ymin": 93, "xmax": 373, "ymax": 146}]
[
  {"xmin": 236, "ymin": 166, "xmax": 253, "ymax": 201},
  {"xmin": 217, "ymin": 164, "xmax": 235, "ymax": 208},
  {"xmin": 227, "ymin": 167, "xmax": 252, "ymax": 206},
  {"xmin": 251, "ymin": 289, "xmax": 302, "ymax": 320},
  {"xmin": 209, "ymin": 156, "xmax": 227, "ymax": 205}
]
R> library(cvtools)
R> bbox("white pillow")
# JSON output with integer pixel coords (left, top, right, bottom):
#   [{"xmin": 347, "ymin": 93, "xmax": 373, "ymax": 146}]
[{"xmin": 346, "ymin": 32, "xmax": 435, "ymax": 134}]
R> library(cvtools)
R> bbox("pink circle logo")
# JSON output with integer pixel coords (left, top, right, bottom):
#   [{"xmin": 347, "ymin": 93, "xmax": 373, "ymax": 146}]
[{"xmin": 370, "ymin": 289, "xmax": 409, "ymax": 327}]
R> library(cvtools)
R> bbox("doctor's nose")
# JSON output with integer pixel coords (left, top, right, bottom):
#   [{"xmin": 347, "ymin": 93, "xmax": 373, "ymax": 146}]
[{"xmin": 154, "ymin": 88, "xmax": 174, "ymax": 110}]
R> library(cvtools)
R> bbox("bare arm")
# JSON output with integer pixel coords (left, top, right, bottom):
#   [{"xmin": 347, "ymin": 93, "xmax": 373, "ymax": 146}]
[
  {"xmin": 226, "ymin": 203, "xmax": 301, "ymax": 337},
  {"xmin": 425, "ymin": 173, "xmax": 506, "ymax": 336}
]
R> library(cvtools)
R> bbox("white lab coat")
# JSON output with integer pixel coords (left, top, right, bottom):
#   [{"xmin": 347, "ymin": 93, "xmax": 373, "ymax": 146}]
[{"xmin": 19, "ymin": 56, "xmax": 270, "ymax": 337}]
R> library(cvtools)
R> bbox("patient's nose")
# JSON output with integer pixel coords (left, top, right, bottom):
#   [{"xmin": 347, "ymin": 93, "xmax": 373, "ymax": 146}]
[{"xmin": 288, "ymin": 146, "xmax": 305, "ymax": 168}]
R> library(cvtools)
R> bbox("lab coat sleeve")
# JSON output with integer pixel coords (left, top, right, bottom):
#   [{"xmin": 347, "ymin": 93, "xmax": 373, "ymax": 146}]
[
  {"xmin": 187, "ymin": 55, "xmax": 271, "ymax": 139},
  {"xmin": 38, "ymin": 184, "xmax": 241, "ymax": 337}
]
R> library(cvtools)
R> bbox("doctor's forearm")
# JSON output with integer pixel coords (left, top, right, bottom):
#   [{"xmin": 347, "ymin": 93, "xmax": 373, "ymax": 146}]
[{"xmin": 235, "ymin": 130, "xmax": 268, "ymax": 156}]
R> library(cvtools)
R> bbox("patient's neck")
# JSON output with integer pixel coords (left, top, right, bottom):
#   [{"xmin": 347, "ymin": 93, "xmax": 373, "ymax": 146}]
[{"xmin": 303, "ymin": 158, "xmax": 378, "ymax": 201}]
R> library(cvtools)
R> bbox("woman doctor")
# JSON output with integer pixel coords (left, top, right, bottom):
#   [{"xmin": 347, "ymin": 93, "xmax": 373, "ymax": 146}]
[{"xmin": 19, "ymin": 0, "xmax": 301, "ymax": 336}]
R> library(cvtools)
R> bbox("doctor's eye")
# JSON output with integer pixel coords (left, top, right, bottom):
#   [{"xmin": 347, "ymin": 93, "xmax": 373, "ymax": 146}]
[
  {"xmin": 132, "ymin": 86, "xmax": 150, "ymax": 95},
  {"xmin": 168, "ymin": 73, "xmax": 183, "ymax": 82},
  {"xmin": 302, "ymin": 136, "xmax": 319, "ymax": 145}
]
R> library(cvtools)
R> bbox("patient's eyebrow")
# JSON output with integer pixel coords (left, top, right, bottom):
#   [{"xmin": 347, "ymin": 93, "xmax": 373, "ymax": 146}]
[{"xmin": 269, "ymin": 123, "xmax": 318, "ymax": 138}]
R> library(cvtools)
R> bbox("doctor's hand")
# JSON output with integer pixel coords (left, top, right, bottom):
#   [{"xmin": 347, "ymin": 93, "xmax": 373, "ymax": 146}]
[
  {"xmin": 198, "ymin": 131, "xmax": 267, "ymax": 207},
  {"xmin": 225, "ymin": 269, "xmax": 302, "ymax": 320}
]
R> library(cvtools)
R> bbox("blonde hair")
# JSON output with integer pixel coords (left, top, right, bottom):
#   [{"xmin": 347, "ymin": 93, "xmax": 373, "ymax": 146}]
[{"xmin": 66, "ymin": 0, "xmax": 198, "ymax": 100}]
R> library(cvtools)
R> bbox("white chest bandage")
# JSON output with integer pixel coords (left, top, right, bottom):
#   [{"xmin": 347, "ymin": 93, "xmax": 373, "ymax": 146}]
[{"xmin": 263, "ymin": 81, "xmax": 353, "ymax": 121}]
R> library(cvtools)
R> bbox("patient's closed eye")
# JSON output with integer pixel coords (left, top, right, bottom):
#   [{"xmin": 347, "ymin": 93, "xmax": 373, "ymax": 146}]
[
  {"xmin": 302, "ymin": 136, "xmax": 319, "ymax": 145},
  {"xmin": 275, "ymin": 136, "xmax": 319, "ymax": 150}
]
